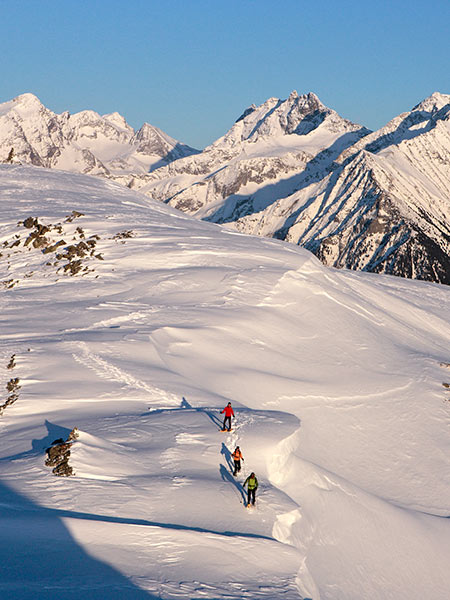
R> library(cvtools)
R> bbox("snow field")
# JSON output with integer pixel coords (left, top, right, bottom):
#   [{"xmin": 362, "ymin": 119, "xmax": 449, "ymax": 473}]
[
  {"xmin": 1, "ymin": 398, "xmax": 304, "ymax": 598},
  {"xmin": 1, "ymin": 165, "xmax": 449, "ymax": 599}
]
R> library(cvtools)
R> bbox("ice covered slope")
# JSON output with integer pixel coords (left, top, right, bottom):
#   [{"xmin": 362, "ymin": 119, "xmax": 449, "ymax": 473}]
[
  {"xmin": 0, "ymin": 93, "xmax": 198, "ymax": 176},
  {"xmin": 0, "ymin": 165, "xmax": 449, "ymax": 600},
  {"xmin": 137, "ymin": 92, "xmax": 450, "ymax": 285}
]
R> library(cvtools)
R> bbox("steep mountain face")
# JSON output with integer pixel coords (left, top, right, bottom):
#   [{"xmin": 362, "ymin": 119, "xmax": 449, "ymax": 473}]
[
  {"xmin": 1, "ymin": 91, "xmax": 449, "ymax": 284},
  {"xmin": 135, "ymin": 91, "xmax": 450, "ymax": 285},
  {"xmin": 130, "ymin": 91, "xmax": 370, "ymax": 210},
  {"xmin": 273, "ymin": 93, "xmax": 450, "ymax": 284},
  {"xmin": 0, "ymin": 93, "xmax": 198, "ymax": 176}
]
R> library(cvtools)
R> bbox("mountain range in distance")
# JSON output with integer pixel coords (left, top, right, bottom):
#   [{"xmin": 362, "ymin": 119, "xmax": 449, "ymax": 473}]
[
  {"xmin": 1, "ymin": 90, "xmax": 449, "ymax": 285},
  {"xmin": 0, "ymin": 92, "xmax": 198, "ymax": 176}
]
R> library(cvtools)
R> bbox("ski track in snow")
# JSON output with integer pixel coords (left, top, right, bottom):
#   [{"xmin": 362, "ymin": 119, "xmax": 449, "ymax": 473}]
[
  {"xmin": 218, "ymin": 411, "xmax": 319, "ymax": 599},
  {"xmin": 69, "ymin": 402, "xmax": 306, "ymax": 599},
  {"xmin": 72, "ymin": 341, "xmax": 180, "ymax": 406},
  {"xmin": 66, "ymin": 345, "xmax": 303, "ymax": 540}
]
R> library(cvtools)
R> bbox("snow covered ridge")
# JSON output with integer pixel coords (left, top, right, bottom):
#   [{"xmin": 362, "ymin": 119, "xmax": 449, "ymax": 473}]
[
  {"xmin": 0, "ymin": 92, "xmax": 198, "ymax": 176},
  {"xmin": 1, "ymin": 165, "xmax": 449, "ymax": 599},
  {"xmin": 1, "ymin": 91, "xmax": 450, "ymax": 285},
  {"xmin": 137, "ymin": 90, "xmax": 450, "ymax": 285}
]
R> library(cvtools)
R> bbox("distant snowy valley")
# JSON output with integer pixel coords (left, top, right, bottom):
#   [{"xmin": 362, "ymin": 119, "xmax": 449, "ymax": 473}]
[{"xmin": 0, "ymin": 165, "xmax": 449, "ymax": 599}]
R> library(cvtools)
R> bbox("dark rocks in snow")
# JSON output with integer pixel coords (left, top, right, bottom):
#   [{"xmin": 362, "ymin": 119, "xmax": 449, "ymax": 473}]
[
  {"xmin": 63, "ymin": 259, "xmax": 83, "ymax": 275},
  {"xmin": 43, "ymin": 239, "xmax": 66, "ymax": 254},
  {"xmin": 23, "ymin": 216, "xmax": 38, "ymax": 229},
  {"xmin": 0, "ymin": 375, "xmax": 21, "ymax": 416},
  {"xmin": 1, "ymin": 278, "xmax": 17, "ymax": 289},
  {"xmin": 45, "ymin": 428, "xmax": 79, "ymax": 477},
  {"xmin": 67, "ymin": 427, "xmax": 80, "ymax": 442},
  {"xmin": 65, "ymin": 210, "xmax": 85, "ymax": 223},
  {"xmin": 3, "ymin": 213, "xmax": 103, "ymax": 282},
  {"xmin": 5, "ymin": 147, "xmax": 15, "ymax": 163},
  {"xmin": 112, "ymin": 230, "xmax": 135, "ymax": 241},
  {"xmin": 0, "ymin": 393, "xmax": 19, "ymax": 416},
  {"xmin": 45, "ymin": 442, "xmax": 73, "ymax": 476},
  {"xmin": 6, "ymin": 377, "xmax": 20, "ymax": 393}
]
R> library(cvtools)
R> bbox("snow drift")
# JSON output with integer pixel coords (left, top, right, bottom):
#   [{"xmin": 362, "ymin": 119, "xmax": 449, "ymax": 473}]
[{"xmin": 0, "ymin": 164, "xmax": 449, "ymax": 599}]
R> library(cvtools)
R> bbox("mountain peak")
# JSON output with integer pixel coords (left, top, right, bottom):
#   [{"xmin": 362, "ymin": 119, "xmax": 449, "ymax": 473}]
[
  {"xmin": 103, "ymin": 111, "xmax": 131, "ymax": 131},
  {"xmin": 0, "ymin": 92, "xmax": 50, "ymax": 122},
  {"xmin": 0, "ymin": 93, "xmax": 197, "ymax": 174},
  {"xmin": 212, "ymin": 90, "xmax": 363, "ymax": 149},
  {"xmin": 13, "ymin": 92, "xmax": 42, "ymax": 106},
  {"xmin": 290, "ymin": 91, "xmax": 325, "ymax": 115},
  {"xmin": 412, "ymin": 91, "xmax": 450, "ymax": 114},
  {"xmin": 11, "ymin": 93, "xmax": 47, "ymax": 115}
]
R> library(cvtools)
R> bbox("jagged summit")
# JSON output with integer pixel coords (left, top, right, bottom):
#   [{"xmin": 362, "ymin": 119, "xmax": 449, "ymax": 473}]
[
  {"xmin": 337, "ymin": 90, "xmax": 450, "ymax": 163},
  {"xmin": 288, "ymin": 90, "xmax": 322, "ymax": 109},
  {"xmin": 412, "ymin": 91, "xmax": 450, "ymax": 113},
  {"xmin": 132, "ymin": 122, "xmax": 178, "ymax": 155},
  {"xmin": 0, "ymin": 93, "xmax": 198, "ymax": 174},
  {"xmin": 212, "ymin": 90, "xmax": 365, "ymax": 149}
]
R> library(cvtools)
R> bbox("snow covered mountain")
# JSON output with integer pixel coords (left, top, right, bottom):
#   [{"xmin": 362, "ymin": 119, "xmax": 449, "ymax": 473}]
[
  {"xmin": 2, "ymin": 91, "xmax": 449, "ymax": 285},
  {"xmin": 1, "ymin": 164, "xmax": 449, "ymax": 599},
  {"xmin": 132, "ymin": 91, "xmax": 369, "ymax": 210},
  {"xmin": 0, "ymin": 93, "xmax": 198, "ymax": 176},
  {"xmin": 133, "ymin": 91, "xmax": 450, "ymax": 285}
]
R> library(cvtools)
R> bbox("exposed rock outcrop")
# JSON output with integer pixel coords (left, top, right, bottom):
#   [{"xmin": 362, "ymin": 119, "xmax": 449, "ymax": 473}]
[{"xmin": 45, "ymin": 428, "xmax": 79, "ymax": 477}]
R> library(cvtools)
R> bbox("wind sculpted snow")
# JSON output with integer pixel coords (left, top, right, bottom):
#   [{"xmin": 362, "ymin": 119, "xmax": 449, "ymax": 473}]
[{"xmin": 0, "ymin": 165, "xmax": 449, "ymax": 599}]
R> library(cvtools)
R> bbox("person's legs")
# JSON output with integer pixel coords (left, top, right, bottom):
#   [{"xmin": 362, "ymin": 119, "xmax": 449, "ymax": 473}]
[
  {"xmin": 233, "ymin": 459, "xmax": 240, "ymax": 475},
  {"xmin": 250, "ymin": 489, "xmax": 256, "ymax": 505}
]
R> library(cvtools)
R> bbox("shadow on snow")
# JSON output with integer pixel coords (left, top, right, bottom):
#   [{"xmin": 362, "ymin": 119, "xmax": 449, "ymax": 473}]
[{"xmin": 0, "ymin": 479, "xmax": 157, "ymax": 600}]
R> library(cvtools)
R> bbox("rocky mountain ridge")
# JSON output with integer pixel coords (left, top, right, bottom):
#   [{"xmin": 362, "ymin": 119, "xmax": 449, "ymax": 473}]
[
  {"xmin": 0, "ymin": 93, "xmax": 198, "ymax": 176},
  {"xmin": 134, "ymin": 90, "xmax": 450, "ymax": 284},
  {"xmin": 1, "ymin": 90, "xmax": 449, "ymax": 284}
]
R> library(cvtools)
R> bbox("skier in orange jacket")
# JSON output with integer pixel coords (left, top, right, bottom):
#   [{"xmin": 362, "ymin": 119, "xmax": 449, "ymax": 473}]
[
  {"xmin": 221, "ymin": 402, "xmax": 235, "ymax": 431},
  {"xmin": 231, "ymin": 446, "xmax": 244, "ymax": 476}
]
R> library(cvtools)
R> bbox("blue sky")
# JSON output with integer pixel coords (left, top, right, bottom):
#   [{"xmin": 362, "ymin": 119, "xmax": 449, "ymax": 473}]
[{"xmin": 1, "ymin": 0, "xmax": 449, "ymax": 148}]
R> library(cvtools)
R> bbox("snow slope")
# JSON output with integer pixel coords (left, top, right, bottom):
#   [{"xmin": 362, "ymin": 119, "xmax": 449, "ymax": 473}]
[{"xmin": 0, "ymin": 165, "xmax": 449, "ymax": 599}]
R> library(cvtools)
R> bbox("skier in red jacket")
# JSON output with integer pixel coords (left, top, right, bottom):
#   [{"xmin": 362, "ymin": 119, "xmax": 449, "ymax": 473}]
[{"xmin": 221, "ymin": 402, "xmax": 235, "ymax": 431}]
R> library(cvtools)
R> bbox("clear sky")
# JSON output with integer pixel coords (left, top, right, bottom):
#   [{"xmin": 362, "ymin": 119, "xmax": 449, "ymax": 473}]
[{"xmin": 1, "ymin": 0, "xmax": 449, "ymax": 149}]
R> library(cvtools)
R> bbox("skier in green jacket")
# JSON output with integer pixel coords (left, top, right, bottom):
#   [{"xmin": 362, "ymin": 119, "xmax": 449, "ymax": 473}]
[{"xmin": 243, "ymin": 472, "xmax": 258, "ymax": 507}]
